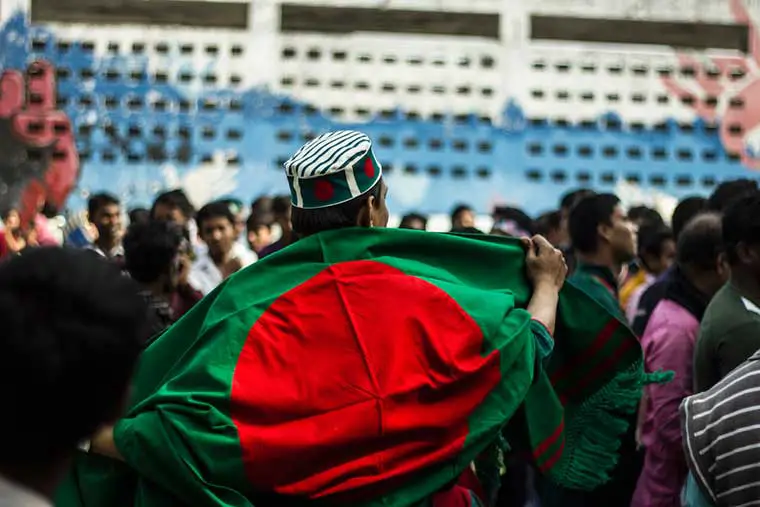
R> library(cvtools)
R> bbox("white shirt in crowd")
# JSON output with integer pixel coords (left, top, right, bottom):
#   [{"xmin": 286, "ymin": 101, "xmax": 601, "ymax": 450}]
[
  {"xmin": 188, "ymin": 242, "xmax": 256, "ymax": 295},
  {"xmin": 0, "ymin": 474, "xmax": 51, "ymax": 507}
]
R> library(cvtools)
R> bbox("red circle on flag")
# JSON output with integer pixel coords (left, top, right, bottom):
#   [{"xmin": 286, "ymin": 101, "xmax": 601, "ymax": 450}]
[
  {"xmin": 313, "ymin": 180, "xmax": 334, "ymax": 201},
  {"xmin": 363, "ymin": 157, "xmax": 375, "ymax": 178},
  {"xmin": 230, "ymin": 260, "xmax": 501, "ymax": 501}
]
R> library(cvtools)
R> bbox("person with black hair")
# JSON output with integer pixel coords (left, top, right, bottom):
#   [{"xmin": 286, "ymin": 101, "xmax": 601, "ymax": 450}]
[
  {"xmin": 0, "ymin": 247, "xmax": 147, "ymax": 505},
  {"xmin": 533, "ymin": 210, "xmax": 563, "ymax": 246},
  {"xmin": 128, "ymin": 207, "xmax": 150, "ymax": 226},
  {"xmin": 543, "ymin": 193, "xmax": 638, "ymax": 507},
  {"xmin": 123, "ymin": 221, "xmax": 185, "ymax": 341},
  {"xmin": 150, "ymin": 189, "xmax": 195, "ymax": 227},
  {"xmin": 87, "ymin": 192, "xmax": 124, "ymax": 262},
  {"xmin": 490, "ymin": 206, "xmax": 533, "ymax": 238},
  {"xmin": 258, "ymin": 195, "xmax": 296, "ymax": 258},
  {"xmin": 398, "ymin": 212, "xmax": 428, "ymax": 231},
  {"xmin": 558, "ymin": 188, "xmax": 596, "ymax": 249},
  {"xmin": 246, "ymin": 214, "xmax": 273, "ymax": 255},
  {"xmin": 632, "ymin": 213, "xmax": 726, "ymax": 506},
  {"xmin": 567, "ymin": 193, "xmax": 636, "ymax": 317},
  {"xmin": 694, "ymin": 192, "xmax": 760, "ymax": 392},
  {"xmin": 450, "ymin": 203, "xmax": 475, "ymax": 231},
  {"xmin": 705, "ymin": 178, "xmax": 758, "ymax": 212},
  {"xmin": 628, "ymin": 205, "xmax": 665, "ymax": 229},
  {"xmin": 189, "ymin": 200, "xmax": 256, "ymax": 295},
  {"xmin": 631, "ymin": 196, "xmax": 708, "ymax": 336},
  {"xmin": 621, "ymin": 224, "xmax": 675, "ymax": 323}
]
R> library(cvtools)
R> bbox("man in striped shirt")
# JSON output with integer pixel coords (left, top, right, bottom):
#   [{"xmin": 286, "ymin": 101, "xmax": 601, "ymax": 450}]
[{"xmin": 681, "ymin": 351, "xmax": 760, "ymax": 506}]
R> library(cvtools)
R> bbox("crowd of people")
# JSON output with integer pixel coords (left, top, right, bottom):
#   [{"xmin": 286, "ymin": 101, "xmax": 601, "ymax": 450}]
[{"xmin": 2, "ymin": 128, "xmax": 760, "ymax": 507}]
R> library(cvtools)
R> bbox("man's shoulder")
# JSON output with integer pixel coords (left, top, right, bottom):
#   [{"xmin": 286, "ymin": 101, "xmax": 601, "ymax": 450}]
[{"xmin": 701, "ymin": 285, "xmax": 760, "ymax": 337}]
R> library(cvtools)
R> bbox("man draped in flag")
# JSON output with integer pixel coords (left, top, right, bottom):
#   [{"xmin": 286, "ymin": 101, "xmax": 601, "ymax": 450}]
[{"xmin": 58, "ymin": 131, "xmax": 656, "ymax": 507}]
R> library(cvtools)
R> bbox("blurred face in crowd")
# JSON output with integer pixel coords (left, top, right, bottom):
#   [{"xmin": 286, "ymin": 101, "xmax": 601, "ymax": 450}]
[
  {"xmin": 404, "ymin": 217, "xmax": 426, "ymax": 231},
  {"xmin": 455, "ymin": 209, "xmax": 475, "ymax": 229},
  {"xmin": 247, "ymin": 224, "xmax": 272, "ymax": 253},
  {"xmin": 152, "ymin": 203, "xmax": 187, "ymax": 227},
  {"xmin": 643, "ymin": 238, "xmax": 676, "ymax": 276},
  {"xmin": 199, "ymin": 216, "xmax": 236, "ymax": 259},
  {"xmin": 3, "ymin": 209, "xmax": 20, "ymax": 231},
  {"xmin": 601, "ymin": 205, "xmax": 637, "ymax": 264},
  {"xmin": 92, "ymin": 203, "xmax": 123, "ymax": 245}
]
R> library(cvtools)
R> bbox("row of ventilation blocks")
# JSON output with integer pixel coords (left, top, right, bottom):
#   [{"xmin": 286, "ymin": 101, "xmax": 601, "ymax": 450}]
[
  {"xmin": 32, "ymin": 38, "xmax": 749, "ymax": 80},
  {"xmin": 62, "ymin": 144, "xmax": 740, "ymax": 190},
  {"xmin": 67, "ymin": 143, "xmax": 743, "ymax": 165},
  {"xmin": 52, "ymin": 66, "xmax": 751, "ymax": 108}
]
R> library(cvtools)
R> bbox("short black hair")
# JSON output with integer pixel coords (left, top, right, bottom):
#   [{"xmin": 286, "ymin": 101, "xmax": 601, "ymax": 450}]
[
  {"xmin": 677, "ymin": 212, "xmax": 723, "ymax": 271},
  {"xmin": 628, "ymin": 206, "xmax": 664, "ymax": 228},
  {"xmin": 272, "ymin": 195, "xmax": 291, "ymax": 218},
  {"xmin": 87, "ymin": 192, "xmax": 120, "ymax": 218},
  {"xmin": 450, "ymin": 204, "xmax": 473, "ymax": 224},
  {"xmin": 399, "ymin": 212, "xmax": 428, "ymax": 230},
  {"xmin": 706, "ymin": 179, "xmax": 758, "ymax": 212},
  {"xmin": 568, "ymin": 193, "xmax": 620, "ymax": 254},
  {"xmin": 560, "ymin": 188, "xmax": 596, "ymax": 212},
  {"xmin": 150, "ymin": 189, "xmax": 195, "ymax": 220},
  {"xmin": 671, "ymin": 196, "xmax": 707, "ymax": 240},
  {"xmin": 0, "ymin": 247, "xmax": 147, "ymax": 464},
  {"xmin": 123, "ymin": 221, "xmax": 183, "ymax": 283},
  {"xmin": 291, "ymin": 180, "xmax": 382, "ymax": 237},
  {"xmin": 128, "ymin": 207, "xmax": 150, "ymax": 225},
  {"xmin": 637, "ymin": 223, "xmax": 673, "ymax": 261},
  {"xmin": 246, "ymin": 213, "xmax": 272, "ymax": 232},
  {"xmin": 723, "ymin": 193, "xmax": 760, "ymax": 265},
  {"xmin": 196, "ymin": 201, "xmax": 236, "ymax": 229},
  {"xmin": 534, "ymin": 210, "xmax": 562, "ymax": 237},
  {"xmin": 492, "ymin": 206, "xmax": 534, "ymax": 236}
]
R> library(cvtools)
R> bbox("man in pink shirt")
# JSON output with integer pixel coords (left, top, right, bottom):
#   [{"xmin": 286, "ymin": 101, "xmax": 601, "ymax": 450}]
[{"xmin": 632, "ymin": 213, "xmax": 727, "ymax": 506}]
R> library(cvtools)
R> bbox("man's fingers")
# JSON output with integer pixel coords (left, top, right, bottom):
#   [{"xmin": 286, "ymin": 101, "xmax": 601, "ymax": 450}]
[
  {"xmin": 25, "ymin": 60, "xmax": 56, "ymax": 113},
  {"xmin": 531, "ymin": 234, "xmax": 554, "ymax": 252},
  {"xmin": 0, "ymin": 70, "xmax": 24, "ymax": 117}
]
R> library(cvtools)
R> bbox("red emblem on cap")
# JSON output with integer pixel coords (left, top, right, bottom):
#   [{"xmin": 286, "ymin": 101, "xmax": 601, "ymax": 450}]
[
  {"xmin": 363, "ymin": 157, "xmax": 375, "ymax": 178},
  {"xmin": 314, "ymin": 180, "xmax": 334, "ymax": 201}
]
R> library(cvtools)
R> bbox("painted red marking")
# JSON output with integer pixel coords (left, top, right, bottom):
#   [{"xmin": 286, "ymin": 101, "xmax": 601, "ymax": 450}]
[
  {"xmin": 363, "ymin": 157, "xmax": 375, "ymax": 178},
  {"xmin": 313, "ymin": 179, "xmax": 334, "ymax": 201},
  {"xmin": 230, "ymin": 260, "xmax": 501, "ymax": 500}
]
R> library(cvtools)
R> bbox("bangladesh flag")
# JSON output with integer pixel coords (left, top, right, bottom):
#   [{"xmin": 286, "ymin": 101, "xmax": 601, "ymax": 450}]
[{"xmin": 56, "ymin": 228, "xmax": 662, "ymax": 507}]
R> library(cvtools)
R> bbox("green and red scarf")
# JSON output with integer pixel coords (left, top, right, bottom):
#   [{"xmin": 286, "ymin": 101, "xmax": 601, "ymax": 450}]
[{"xmin": 56, "ymin": 228, "xmax": 666, "ymax": 507}]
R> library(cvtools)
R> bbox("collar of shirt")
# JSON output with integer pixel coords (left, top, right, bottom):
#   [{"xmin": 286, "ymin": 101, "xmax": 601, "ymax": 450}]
[
  {"xmin": 575, "ymin": 262, "xmax": 619, "ymax": 296},
  {"xmin": 0, "ymin": 474, "xmax": 52, "ymax": 507}
]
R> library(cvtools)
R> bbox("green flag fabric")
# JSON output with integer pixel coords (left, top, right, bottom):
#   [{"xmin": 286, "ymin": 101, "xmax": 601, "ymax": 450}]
[{"xmin": 57, "ymin": 228, "xmax": 660, "ymax": 507}]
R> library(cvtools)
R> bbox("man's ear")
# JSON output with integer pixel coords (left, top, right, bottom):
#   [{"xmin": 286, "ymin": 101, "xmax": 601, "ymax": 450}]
[{"xmin": 597, "ymin": 222, "xmax": 612, "ymax": 243}]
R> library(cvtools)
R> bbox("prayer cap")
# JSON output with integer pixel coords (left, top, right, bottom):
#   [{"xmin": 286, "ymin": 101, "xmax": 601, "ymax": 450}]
[{"xmin": 283, "ymin": 130, "xmax": 382, "ymax": 209}]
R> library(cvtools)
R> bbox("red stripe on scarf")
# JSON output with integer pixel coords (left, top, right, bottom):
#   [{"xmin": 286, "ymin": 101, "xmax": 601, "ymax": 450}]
[
  {"xmin": 550, "ymin": 319, "xmax": 621, "ymax": 386},
  {"xmin": 533, "ymin": 418, "xmax": 565, "ymax": 460},
  {"xmin": 559, "ymin": 337, "xmax": 636, "ymax": 403}
]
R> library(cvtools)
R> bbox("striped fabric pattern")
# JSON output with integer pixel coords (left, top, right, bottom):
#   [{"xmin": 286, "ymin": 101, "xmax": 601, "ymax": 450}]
[
  {"xmin": 681, "ymin": 350, "xmax": 760, "ymax": 506},
  {"xmin": 283, "ymin": 130, "xmax": 383, "ymax": 209}
]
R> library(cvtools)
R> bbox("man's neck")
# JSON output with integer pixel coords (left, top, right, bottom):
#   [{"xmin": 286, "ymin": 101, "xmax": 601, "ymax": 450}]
[
  {"xmin": 95, "ymin": 238, "xmax": 118, "ymax": 255},
  {"xmin": 730, "ymin": 269, "xmax": 760, "ymax": 304},
  {"xmin": 575, "ymin": 250, "xmax": 620, "ymax": 278},
  {"xmin": 209, "ymin": 249, "xmax": 231, "ymax": 267}
]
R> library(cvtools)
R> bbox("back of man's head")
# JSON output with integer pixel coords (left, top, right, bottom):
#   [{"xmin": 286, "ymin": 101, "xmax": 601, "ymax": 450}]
[
  {"xmin": 677, "ymin": 212, "xmax": 723, "ymax": 272},
  {"xmin": 706, "ymin": 179, "xmax": 758, "ymax": 213},
  {"xmin": 124, "ymin": 220, "xmax": 184, "ymax": 284},
  {"xmin": 568, "ymin": 193, "xmax": 620, "ymax": 254},
  {"xmin": 672, "ymin": 196, "xmax": 707, "ymax": 240},
  {"xmin": 0, "ymin": 248, "xmax": 147, "ymax": 466}
]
